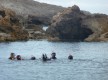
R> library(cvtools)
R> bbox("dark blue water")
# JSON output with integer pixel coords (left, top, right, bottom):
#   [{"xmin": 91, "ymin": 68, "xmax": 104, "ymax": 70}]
[{"xmin": 0, "ymin": 40, "xmax": 108, "ymax": 80}]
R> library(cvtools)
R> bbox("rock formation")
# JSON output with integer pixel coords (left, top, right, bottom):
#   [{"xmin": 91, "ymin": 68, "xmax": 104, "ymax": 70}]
[
  {"xmin": 25, "ymin": 24, "xmax": 47, "ymax": 39},
  {"xmin": 0, "ymin": 0, "xmax": 64, "ymax": 25},
  {"xmin": 0, "ymin": 8, "xmax": 29, "ymax": 41},
  {"xmin": 46, "ymin": 5, "xmax": 108, "ymax": 42},
  {"xmin": 82, "ymin": 14, "xmax": 108, "ymax": 41}
]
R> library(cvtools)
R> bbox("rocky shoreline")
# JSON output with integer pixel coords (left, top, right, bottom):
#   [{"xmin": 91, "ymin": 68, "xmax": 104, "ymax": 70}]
[
  {"xmin": 0, "ymin": 1, "xmax": 108, "ymax": 42},
  {"xmin": 0, "ymin": 8, "xmax": 29, "ymax": 42},
  {"xmin": 0, "ymin": 8, "xmax": 51, "ymax": 42}
]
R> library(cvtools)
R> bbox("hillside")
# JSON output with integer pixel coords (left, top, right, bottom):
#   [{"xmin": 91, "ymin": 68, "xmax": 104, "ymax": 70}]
[{"xmin": 0, "ymin": 0, "xmax": 65, "ymax": 25}]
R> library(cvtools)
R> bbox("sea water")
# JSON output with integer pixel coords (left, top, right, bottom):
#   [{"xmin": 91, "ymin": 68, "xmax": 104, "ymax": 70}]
[{"xmin": 0, "ymin": 40, "xmax": 108, "ymax": 80}]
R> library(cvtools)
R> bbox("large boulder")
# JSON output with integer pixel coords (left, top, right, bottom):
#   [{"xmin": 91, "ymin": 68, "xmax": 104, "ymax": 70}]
[{"xmin": 46, "ymin": 5, "xmax": 108, "ymax": 42}]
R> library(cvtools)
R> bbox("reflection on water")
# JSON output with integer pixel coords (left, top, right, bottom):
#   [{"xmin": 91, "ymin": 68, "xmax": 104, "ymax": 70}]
[{"xmin": 0, "ymin": 41, "xmax": 108, "ymax": 80}]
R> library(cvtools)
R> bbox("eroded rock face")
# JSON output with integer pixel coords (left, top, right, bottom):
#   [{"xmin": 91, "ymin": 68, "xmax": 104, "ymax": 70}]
[
  {"xmin": 47, "ymin": 5, "xmax": 93, "ymax": 41},
  {"xmin": 82, "ymin": 14, "xmax": 108, "ymax": 41},
  {"xmin": 0, "ymin": 8, "xmax": 29, "ymax": 41},
  {"xmin": 47, "ymin": 5, "xmax": 108, "ymax": 42},
  {"xmin": 25, "ymin": 24, "xmax": 47, "ymax": 39},
  {"xmin": 27, "ymin": 15, "xmax": 51, "ymax": 25},
  {"xmin": 0, "ymin": 0, "xmax": 65, "ymax": 25}
]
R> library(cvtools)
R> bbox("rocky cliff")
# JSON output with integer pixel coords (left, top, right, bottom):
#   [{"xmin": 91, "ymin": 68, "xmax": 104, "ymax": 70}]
[
  {"xmin": 0, "ymin": 0, "xmax": 64, "ymax": 25},
  {"xmin": 0, "ymin": 0, "xmax": 65, "ymax": 41},
  {"xmin": 0, "ymin": 8, "xmax": 29, "ymax": 41},
  {"xmin": 46, "ymin": 5, "xmax": 108, "ymax": 42}
]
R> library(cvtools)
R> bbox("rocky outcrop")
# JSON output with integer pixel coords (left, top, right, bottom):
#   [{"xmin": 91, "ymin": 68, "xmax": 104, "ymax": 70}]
[
  {"xmin": 25, "ymin": 24, "xmax": 47, "ymax": 39},
  {"xmin": 82, "ymin": 14, "xmax": 108, "ymax": 41},
  {"xmin": 0, "ymin": 0, "xmax": 65, "ymax": 25},
  {"xmin": 0, "ymin": 0, "xmax": 65, "ymax": 42},
  {"xmin": 0, "ymin": 8, "xmax": 29, "ymax": 41},
  {"xmin": 46, "ymin": 5, "xmax": 108, "ymax": 42}
]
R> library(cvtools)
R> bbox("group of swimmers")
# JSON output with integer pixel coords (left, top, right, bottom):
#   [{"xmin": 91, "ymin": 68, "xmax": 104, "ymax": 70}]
[{"xmin": 9, "ymin": 52, "xmax": 73, "ymax": 61}]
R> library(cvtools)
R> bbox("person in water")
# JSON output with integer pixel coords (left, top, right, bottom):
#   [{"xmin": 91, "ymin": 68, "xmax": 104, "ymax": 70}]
[
  {"xmin": 42, "ymin": 54, "xmax": 51, "ymax": 61},
  {"xmin": 9, "ymin": 53, "xmax": 16, "ymax": 60},
  {"xmin": 42, "ymin": 54, "xmax": 47, "ymax": 61},
  {"xmin": 51, "ymin": 52, "xmax": 57, "ymax": 59},
  {"xmin": 16, "ymin": 55, "xmax": 22, "ymax": 60},
  {"xmin": 31, "ymin": 56, "xmax": 36, "ymax": 60},
  {"xmin": 68, "ymin": 54, "xmax": 73, "ymax": 60}
]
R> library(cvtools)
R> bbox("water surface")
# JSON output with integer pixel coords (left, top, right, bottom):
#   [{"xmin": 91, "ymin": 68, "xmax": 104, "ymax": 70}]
[{"xmin": 0, "ymin": 40, "xmax": 108, "ymax": 80}]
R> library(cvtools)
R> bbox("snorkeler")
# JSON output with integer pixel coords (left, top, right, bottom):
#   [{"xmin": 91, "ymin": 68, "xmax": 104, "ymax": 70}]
[
  {"xmin": 16, "ymin": 55, "xmax": 22, "ymax": 60},
  {"xmin": 51, "ymin": 52, "xmax": 57, "ymax": 59},
  {"xmin": 31, "ymin": 56, "xmax": 36, "ymax": 60},
  {"xmin": 42, "ymin": 54, "xmax": 47, "ymax": 61},
  {"xmin": 68, "ymin": 54, "xmax": 73, "ymax": 60},
  {"xmin": 9, "ymin": 53, "xmax": 16, "ymax": 60}
]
